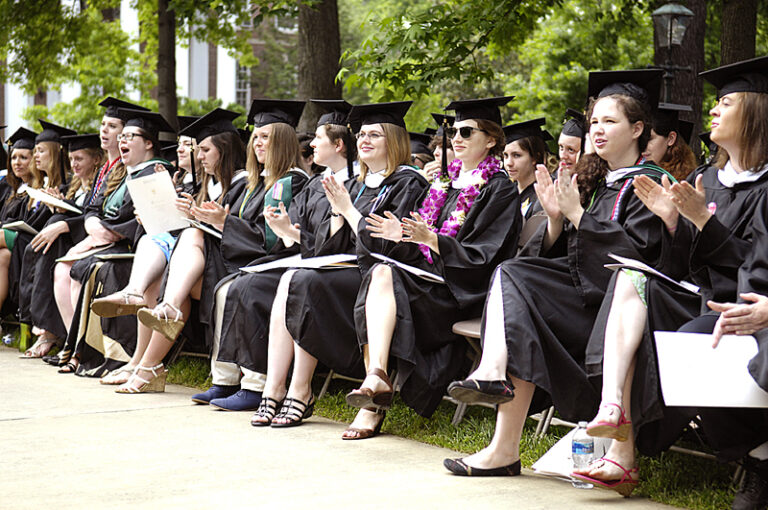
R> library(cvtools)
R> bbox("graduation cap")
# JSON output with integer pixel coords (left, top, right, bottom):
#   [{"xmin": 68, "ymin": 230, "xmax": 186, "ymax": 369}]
[
  {"xmin": 179, "ymin": 108, "xmax": 240, "ymax": 142},
  {"xmin": 311, "ymin": 99, "xmax": 352, "ymax": 128},
  {"xmin": 61, "ymin": 133, "xmax": 101, "ymax": 152},
  {"xmin": 118, "ymin": 108, "xmax": 174, "ymax": 140},
  {"xmin": 36, "ymin": 120, "xmax": 76, "ymax": 144},
  {"xmin": 347, "ymin": 101, "xmax": 413, "ymax": 133},
  {"xmin": 561, "ymin": 108, "xmax": 586, "ymax": 138},
  {"xmin": 98, "ymin": 97, "xmax": 150, "ymax": 121},
  {"xmin": 177, "ymin": 115, "xmax": 200, "ymax": 132},
  {"xmin": 161, "ymin": 143, "xmax": 178, "ymax": 161},
  {"xmin": 587, "ymin": 69, "xmax": 663, "ymax": 109},
  {"xmin": 502, "ymin": 118, "xmax": 553, "ymax": 145},
  {"xmin": 247, "ymin": 99, "xmax": 305, "ymax": 128},
  {"xmin": 653, "ymin": 103, "xmax": 694, "ymax": 144},
  {"xmin": 409, "ymin": 132, "xmax": 432, "ymax": 155},
  {"xmin": 7, "ymin": 127, "xmax": 37, "ymax": 150},
  {"xmin": 700, "ymin": 55, "xmax": 768, "ymax": 97},
  {"xmin": 238, "ymin": 127, "xmax": 252, "ymax": 146},
  {"xmin": 444, "ymin": 96, "xmax": 514, "ymax": 126},
  {"xmin": 430, "ymin": 113, "xmax": 455, "ymax": 137},
  {"xmin": 424, "ymin": 128, "xmax": 437, "ymax": 136}
]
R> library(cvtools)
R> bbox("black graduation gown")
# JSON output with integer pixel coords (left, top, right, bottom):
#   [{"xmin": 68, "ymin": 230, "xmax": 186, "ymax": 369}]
[
  {"xmin": 584, "ymin": 165, "xmax": 768, "ymax": 456},
  {"xmin": 215, "ymin": 171, "xmax": 351, "ymax": 371},
  {"xmin": 188, "ymin": 171, "xmax": 307, "ymax": 344},
  {"xmin": 0, "ymin": 191, "xmax": 31, "ymax": 315},
  {"xmin": 493, "ymin": 169, "xmax": 668, "ymax": 423},
  {"xmin": 343, "ymin": 171, "xmax": 519, "ymax": 417},
  {"xmin": 18, "ymin": 184, "xmax": 97, "ymax": 338}
]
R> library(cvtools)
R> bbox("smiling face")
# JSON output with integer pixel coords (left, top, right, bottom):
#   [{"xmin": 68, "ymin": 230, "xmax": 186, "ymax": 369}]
[
  {"xmin": 119, "ymin": 127, "xmax": 153, "ymax": 167},
  {"xmin": 252, "ymin": 125, "xmax": 272, "ymax": 164},
  {"xmin": 11, "ymin": 148, "xmax": 32, "ymax": 181},
  {"xmin": 589, "ymin": 97, "xmax": 643, "ymax": 169},
  {"xmin": 69, "ymin": 149, "xmax": 99, "ymax": 180},
  {"xmin": 451, "ymin": 119, "xmax": 494, "ymax": 169},
  {"xmin": 503, "ymin": 140, "xmax": 536, "ymax": 184},
  {"xmin": 177, "ymin": 135, "xmax": 194, "ymax": 171},
  {"xmin": 558, "ymin": 133, "xmax": 581, "ymax": 170},
  {"xmin": 34, "ymin": 142, "xmax": 53, "ymax": 172},
  {"xmin": 356, "ymin": 123, "xmax": 388, "ymax": 171},
  {"xmin": 709, "ymin": 93, "xmax": 741, "ymax": 149},
  {"xmin": 196, "ymin": 136, "xmax": 220, "ymax": 175},
  {"xmin": 100, "ymin": 115, "xmax": 123, "ymax": 154}
]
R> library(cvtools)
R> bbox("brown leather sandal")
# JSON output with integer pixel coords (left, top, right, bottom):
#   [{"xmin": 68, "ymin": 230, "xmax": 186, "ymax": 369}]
[
  {"xmin": 345, "ymin": 368, "xmax": 393, "ymax": 410},
  {"xmin": 341, "ymin": 407, "xmax": 386, "ymax": 440}
]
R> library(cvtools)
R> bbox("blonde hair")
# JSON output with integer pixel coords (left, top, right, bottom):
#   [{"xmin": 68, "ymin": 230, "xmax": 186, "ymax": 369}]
[
  {"xmin": 66, "ymin": 147, "xmax": 105, "ymax": 200},
  {"xmin": 247, "ymin": 123, "xmax": 300, "ymax": 190},
  {"xmin": 358, "ymin": 123, "xmax": 411, "ymax": 181}
]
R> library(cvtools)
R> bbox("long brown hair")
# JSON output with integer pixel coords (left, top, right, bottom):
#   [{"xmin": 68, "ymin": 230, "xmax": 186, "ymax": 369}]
[
  {"xmin": 516, "ymin": 135, "xmax": 558, "ymax": 173},
  {"xmin": 657, "ymin": 136, "xmax": 697, "ymax": 181},
  {"xmin": 35, "ymin": 141, "xmax": 70, "ymax": 190},
  {"xmin": 713, "ymin": 92, "xmax": 768, "ymax": 172},
  {"xmin": 358, "ymin": 123, "xmax": 411, "ymax": 181},
  {"xmin": 6, "ymin": 147, "xmax": 43, "ymax": 203},
  {"xmin": 197, "ymin": 131, "xmax": 246, "ymax": 205},
  {"xmin": 247, "ymin": 123, "xmax": 301, "ymax": 190},
  {"xmin": 575, "ymin": 94, "xmax": 652, "ymax": 203},
  {"xmin": 475, "ymin": 119, "xmax": 505, "ymax": 160}
]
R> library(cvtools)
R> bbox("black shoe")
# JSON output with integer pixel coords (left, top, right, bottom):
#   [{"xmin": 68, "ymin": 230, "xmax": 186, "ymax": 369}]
[
  {"xmin": 443, "ymin": 458, "xmax": 521, "ymax": 477},
  {"xmin": 447, "ymin": 379, "xmax": 515, "ymax": 404},
  {"xmin": 734, "ymin": 457, "xmax": 768, "ymax": 510}
]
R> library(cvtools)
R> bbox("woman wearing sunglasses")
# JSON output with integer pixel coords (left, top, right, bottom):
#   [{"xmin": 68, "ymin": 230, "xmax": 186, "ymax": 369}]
[{"xmin": 444, "ymin": 71, "xmax": 672, "ymax": 485}]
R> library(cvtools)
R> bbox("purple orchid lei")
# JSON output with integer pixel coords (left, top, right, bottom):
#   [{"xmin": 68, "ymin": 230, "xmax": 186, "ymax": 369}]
[{"xmin": 416, "ymin": 155, "xmax": 503, "ymax": 263}]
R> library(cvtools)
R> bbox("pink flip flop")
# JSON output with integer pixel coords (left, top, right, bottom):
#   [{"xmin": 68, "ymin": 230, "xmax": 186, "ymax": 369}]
[
  {"xmin": 571, "ymin": 457, "xmax": 639, "ymax": 497},
  {"xmin": 586, "ymin": 402, "xmax": 632, "ymax": 441}
]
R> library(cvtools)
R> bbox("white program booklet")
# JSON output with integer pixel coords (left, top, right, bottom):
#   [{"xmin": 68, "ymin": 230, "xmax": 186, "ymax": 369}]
[
  {"xmin": 532, "ymin": 429, "xmax": 611, "ymax": 481},
  {"xmin": 240, "ymin": 253, "xmax": 357, "ymax": 273},
  {"xmin": 654, "ymin": 331, "xmax": 768, "ymax": 407},
  {"xmin": 2, "ymin": 221, "xmax": 38, "ymax": 235},
  {"xmin": 370, "ymin": 253, "xmax": 445, "ymax": 284},
  {"xmin": 126, "ymin": 171, "xmax": 188, "ymax": 235},
  {"xmin": 605, "ymin": 252, "xmax": 700, "ymax": 295},
  {"xmin": 26, "ymin": 187, "xmax": 83, "ymax": 214},
  {"xmin": 185, "ymin": 219, "xmax": 223, "ymax": 239}
]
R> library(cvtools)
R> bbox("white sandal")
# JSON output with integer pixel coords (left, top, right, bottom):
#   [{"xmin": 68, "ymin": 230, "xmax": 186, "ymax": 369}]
[
  {"xmin": 115, "ymin": 363, "xmax": 167, "ymax": 393},
  {"xmin": 137, "ymin": 301, "xmax": 185, "ymax": 341}
]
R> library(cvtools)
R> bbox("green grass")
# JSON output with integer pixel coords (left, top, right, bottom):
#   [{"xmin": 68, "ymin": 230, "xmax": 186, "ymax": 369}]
[{"xmin": 165, "ymin": 355, "xmax": 738, "ymax": 509}]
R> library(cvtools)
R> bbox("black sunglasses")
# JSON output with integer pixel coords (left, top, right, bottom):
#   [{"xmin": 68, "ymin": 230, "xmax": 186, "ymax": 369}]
[{"xmin": 446, "ymin": 126, "xmax": 488, "ymax": 139}]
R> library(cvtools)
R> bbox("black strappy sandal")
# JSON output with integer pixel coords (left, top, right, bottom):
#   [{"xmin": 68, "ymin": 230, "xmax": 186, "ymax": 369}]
[
  {"xmin": 250, "ymin": 396, "xmax": 283, "ymax": 427},
  {"xmin": 270, "ymin": 396, "xmax": 315, "ymax": 428}
]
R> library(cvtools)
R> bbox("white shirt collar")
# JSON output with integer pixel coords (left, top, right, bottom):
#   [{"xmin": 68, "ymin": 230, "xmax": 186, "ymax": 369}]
[
  {"xmin": 126, "ymin": 159, "xmax": 160, "ymax": 176},
  {"xmin": 323, "ymin": 166, "xmax": 355, "ymax": 185},
  {"xmin": 718, "ymin": 160, "xmax": 768, "ymax": 188},
  {"xmin": 452, "ymin": 168, "xmax": 481, "ymax": 189},
  {"xmin": 365, "ymin": 169, "xmax": 387, "ymax": 187},
  {"xmin": 605, "ymin": 167, "xmax": 640, "ymax": 185}
]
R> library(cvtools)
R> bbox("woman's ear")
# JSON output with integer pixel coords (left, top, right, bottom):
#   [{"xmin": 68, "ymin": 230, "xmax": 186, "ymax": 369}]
[
  {"xmin": 632, "ymin": 121, "xmax": 644, "ymax": 140},
  {"xmin": 335, "ymin": 138, "xmax": 344, "ymax": 153},
  {"xmin": 667, "ymin": 131, "xmax": 678, "ymax": 147}
]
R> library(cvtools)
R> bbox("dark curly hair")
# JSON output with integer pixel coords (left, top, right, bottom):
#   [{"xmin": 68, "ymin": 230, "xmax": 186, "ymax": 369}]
[{"xmin": 575, "ymin": 94, "xmax": 652, "ymax": 204}]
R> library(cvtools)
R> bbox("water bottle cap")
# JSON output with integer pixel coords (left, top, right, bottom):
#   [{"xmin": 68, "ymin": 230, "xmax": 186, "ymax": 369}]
[{"xmin": 578, "ymin": 421, "xmax": 588, "ymax": 427}]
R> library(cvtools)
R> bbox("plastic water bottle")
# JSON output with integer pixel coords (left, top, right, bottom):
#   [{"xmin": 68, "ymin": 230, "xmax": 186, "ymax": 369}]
[{"xmin": 572, "ymin": 421, "xmax": 594, "ymax": 489}]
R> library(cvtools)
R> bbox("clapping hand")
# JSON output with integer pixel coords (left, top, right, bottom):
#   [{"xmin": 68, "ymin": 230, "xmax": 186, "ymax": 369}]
[
  {"xmin": 322, "ymin": 176, "xmax": 353, "ymax": 217},
  {"xmin": 192, "ymin": 201, "xmax": 229, "ymax": 231},
  {"xmin": 554, "ymin": 166, "xmax": 583, "ymax": 226},
  {"xmin": 534, "ymin": 164, "xmax": 562, "ymax": 222},
  {"xmin": 634, "ymin": 175, "xmax": 678, "ymax": 231},
  {"xmin": 708, "ymin": 293, "xmax": 768, "ymax": 347},
  {"xmin": 669, "ymin": 174, "xmax": 711, "ymax": 230},
  {"xmin": 366, "ymin": 211, "xmax": 403, "ymax": 242}
]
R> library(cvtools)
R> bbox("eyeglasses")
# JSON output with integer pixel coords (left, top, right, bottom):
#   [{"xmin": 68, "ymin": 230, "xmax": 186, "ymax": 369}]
[
  {"xmin": 117, "ymin": 132, "xmax": 145, "ymax": 142},
  {"xmin": 179, "ymin": 140, "xmax": 195, "ymax": 148},
  {"xmin": 356, "ymin": 132, "xmax": 385, "ymax": 141},
  {"xmin": 446, "ymin": 126, "xmax": 487, "ymax": 139}
]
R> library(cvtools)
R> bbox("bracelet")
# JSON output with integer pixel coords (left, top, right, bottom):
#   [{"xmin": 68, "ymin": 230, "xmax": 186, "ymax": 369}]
[{"xmin": 330, "ymin": 211, "xmax": 341, "ymax": 217}]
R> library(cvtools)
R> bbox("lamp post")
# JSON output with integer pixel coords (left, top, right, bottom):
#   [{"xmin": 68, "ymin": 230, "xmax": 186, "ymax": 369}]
[{"xmin": 651, "ymin": 2, "xmax": 694, "ymax": 103}]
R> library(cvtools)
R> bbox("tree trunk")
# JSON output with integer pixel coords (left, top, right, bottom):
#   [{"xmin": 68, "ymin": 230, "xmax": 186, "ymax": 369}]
[
  {"xmin": 297, "ymin": 0, "xmax": 342, "ymax": 132},
  {"xmin": 654, "ymin": 0, "xmax": 706, "ymax": 157},
  {"xmin": 157, "ymin": 0, "xmax": 178, "ymax": 133},
  {"xmin": 720, "ymin": 0, "xmax": 757, "ymax": 65}
]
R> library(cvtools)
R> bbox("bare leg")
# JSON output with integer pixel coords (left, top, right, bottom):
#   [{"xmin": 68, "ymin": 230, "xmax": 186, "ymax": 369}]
[
  {"xmin": 162, "ymin": 228, "xmax": 205, "ymax": 309},
  {"xmin": 271, "ymin": 344, "xmax": 318, "ymax": 426},
  {"xmin": 357, "ymin": 264, "xmax": 396, "ymax": 393},
  {"xmin": 0, "ymin": 248, "xmax": 11, "ymax": 312},
  {"xmin": 123, "ymin": 237, "xmax": 169, "ymax": 295},
  {"xmin": 460, "ymin": 376, "xmax": 535, "ymax": 468},
  {"xmin": 468, "ymin": 270, "xmax": 507, "ymax": 380},
  {"xmin": 53, "ymin": 261, "xmax": 76, "ymax": 331}
]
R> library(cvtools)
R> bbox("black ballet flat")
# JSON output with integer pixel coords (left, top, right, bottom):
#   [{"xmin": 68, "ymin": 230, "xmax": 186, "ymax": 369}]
[
  {"xmin": 443, "ymin": 458, "xmax": 521, "ymax": 477},
  {"xmin": 447, "ymin": 379, "xmax": 515, "ymax": 404}
]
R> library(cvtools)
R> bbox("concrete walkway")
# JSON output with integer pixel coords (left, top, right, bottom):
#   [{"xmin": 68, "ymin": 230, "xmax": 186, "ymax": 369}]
[{"xmin": 0, "ymin": 347, "xmax": 677, "ymax": 509}]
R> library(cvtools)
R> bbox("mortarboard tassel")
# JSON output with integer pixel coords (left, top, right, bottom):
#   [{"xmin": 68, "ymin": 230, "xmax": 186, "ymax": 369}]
[{"xmin": 441, "ymin": 117, "xmax": 448, "ymax": 179}]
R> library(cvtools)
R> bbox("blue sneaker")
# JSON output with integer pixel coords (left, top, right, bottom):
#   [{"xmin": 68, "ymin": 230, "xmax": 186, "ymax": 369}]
[
  {"xmin": 191, "ymin": 384, "xmax": 240, "ymax": 405},
  {"xmin": 210, "ymin": 389, "xmax": 263, "ymax": 411}
]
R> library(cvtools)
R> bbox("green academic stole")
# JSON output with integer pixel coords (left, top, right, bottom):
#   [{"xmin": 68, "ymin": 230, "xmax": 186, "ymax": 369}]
[{"xmin": 263, "ymin": 175, "xmax": 293, "ymax": 251}]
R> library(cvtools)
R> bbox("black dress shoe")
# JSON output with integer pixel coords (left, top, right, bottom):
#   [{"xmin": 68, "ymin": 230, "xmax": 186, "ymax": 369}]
[
  {"xmin": 733, "ymin": 457, "xmax": 768, "ymax": 510},
  {"xmin": 447, "ymin": 379, "xmax": 515, "ymax": 404},
  {"xmin": 443, "ymin": 458, "xmax": 521, "ymax": 477}
]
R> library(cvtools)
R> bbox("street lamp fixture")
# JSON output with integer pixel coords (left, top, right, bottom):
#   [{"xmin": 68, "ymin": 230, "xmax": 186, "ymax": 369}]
[{"xmin": 651, "ymin": 2, "xmax": 695, "ymax": 103}]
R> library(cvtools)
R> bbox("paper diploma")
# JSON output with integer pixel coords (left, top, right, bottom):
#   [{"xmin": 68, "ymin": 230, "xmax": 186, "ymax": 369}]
[{"xmin": 126, "ymin": 172, "xmax": 189, "ymax": 236}]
